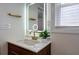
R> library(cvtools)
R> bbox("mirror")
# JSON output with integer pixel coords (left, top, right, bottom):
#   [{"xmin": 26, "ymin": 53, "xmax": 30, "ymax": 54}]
[{"xmin": 27, "ymin": 3, "xmax": 47, "ymax": 32}]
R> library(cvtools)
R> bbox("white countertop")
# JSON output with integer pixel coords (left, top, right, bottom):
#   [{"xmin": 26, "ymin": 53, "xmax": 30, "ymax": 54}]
[{"xmin": 7, "ymin": 39, "xmax": 51, "ymax": 53}]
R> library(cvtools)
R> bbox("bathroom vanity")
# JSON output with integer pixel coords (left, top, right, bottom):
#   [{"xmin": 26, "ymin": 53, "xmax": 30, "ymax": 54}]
[
  {"xmin": 7, "ymin": 3, "xmax": 51, "ymax": 55},
  {"xmin": 8, "ymin": 39, "xmax": 51, "ymax": 55}
]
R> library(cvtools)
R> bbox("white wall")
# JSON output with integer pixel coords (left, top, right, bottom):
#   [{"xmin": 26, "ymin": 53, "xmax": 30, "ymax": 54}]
[{"xmin": 0, "ymin": 3, "xmax": 25, "ymax": 55}]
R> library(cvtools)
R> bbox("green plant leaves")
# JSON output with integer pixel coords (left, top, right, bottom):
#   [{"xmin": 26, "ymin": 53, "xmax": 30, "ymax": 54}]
[{"xmin": 39, "ymin": 30, "xmax": 50, "ymax": 39}]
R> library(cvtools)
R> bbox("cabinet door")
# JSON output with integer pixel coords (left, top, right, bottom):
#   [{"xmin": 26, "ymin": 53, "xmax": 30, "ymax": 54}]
[{"xmin": 37, "ymin": 43, "xmax": 51, "ymax": 55}]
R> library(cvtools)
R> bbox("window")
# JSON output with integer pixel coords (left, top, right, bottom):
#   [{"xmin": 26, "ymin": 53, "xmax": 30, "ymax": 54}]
[{"xmin": 55, "ymin": 3, "xmax": 79, "ymax": 26}]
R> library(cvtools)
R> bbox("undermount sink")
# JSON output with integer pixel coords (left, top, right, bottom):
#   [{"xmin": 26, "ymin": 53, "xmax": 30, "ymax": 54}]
[{"xmin": 17, "ymin": 39, "xmax": 40, "ymax": 46}]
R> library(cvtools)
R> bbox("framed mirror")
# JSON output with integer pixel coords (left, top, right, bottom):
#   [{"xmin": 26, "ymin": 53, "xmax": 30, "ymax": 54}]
[{"xmin": 27, "ymin": 3, "xmax": 48, "ymax": 32}]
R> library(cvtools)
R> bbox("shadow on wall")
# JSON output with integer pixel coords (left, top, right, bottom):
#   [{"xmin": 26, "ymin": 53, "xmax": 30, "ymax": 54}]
[{"xmin": 0, "ymin": 38, "xmax": 8, "ymax": 55}]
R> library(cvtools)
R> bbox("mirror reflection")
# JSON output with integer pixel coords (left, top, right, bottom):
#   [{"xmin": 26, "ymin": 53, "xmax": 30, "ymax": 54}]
[{"xmin": 28, "ymin": 3, "xmax": 46, "ymax": 31}]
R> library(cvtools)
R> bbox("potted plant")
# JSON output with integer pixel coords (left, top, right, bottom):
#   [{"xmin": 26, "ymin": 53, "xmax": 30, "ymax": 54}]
[{"xmin": 39, "ymin": 30, "xmax": 50, "ymax": 39}]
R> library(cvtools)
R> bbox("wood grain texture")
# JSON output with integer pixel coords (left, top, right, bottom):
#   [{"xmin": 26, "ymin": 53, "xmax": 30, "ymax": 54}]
[{"xmin": 8, "ymin": 42, "xmax": 51, "ymax": 55}]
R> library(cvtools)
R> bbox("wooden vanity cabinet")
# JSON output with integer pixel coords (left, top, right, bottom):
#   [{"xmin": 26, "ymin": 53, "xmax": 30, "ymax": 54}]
[{"xmin": 8, "ymin": 43, "xmax": 51, "ymax": 55}]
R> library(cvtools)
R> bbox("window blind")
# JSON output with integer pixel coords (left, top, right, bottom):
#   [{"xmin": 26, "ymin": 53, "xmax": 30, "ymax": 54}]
[{"xmin": 55, "ymin": 4, "xmax": 79, "ymax": 26}]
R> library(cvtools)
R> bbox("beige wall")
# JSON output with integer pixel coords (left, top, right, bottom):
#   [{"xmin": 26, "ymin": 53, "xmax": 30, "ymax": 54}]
[
  {"xmin": 51, "ymin": 3, "xmax": 79, "ymax": 55},
  {"xmin": 52, "ymin": 33, "xmax": 79, "ymax": 55}
]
